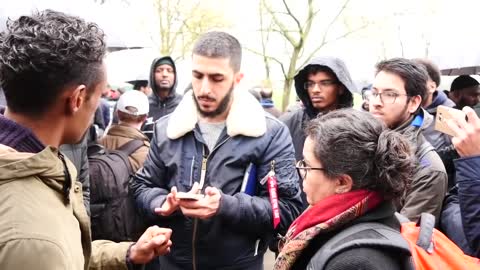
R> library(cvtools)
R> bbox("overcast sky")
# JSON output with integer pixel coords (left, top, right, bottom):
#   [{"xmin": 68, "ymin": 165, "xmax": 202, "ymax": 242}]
[{"xmin": 2, "ymin": 0, "xmax": 479, "ymax": 91}]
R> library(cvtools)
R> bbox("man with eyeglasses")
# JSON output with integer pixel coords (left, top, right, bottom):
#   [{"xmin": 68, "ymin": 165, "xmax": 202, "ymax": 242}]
[
  {"xmin": 280, "ymin": 57, "xmax": 356, "ymax": 164},
  {"xmin": 369, "ymin": 58, "xmax": 447, "ymax": 223}
]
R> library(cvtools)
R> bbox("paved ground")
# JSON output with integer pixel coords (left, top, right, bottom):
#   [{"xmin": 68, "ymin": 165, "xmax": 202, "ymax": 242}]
[{"xmin": 263, "ymin": 250, "xmax": 276, "ymax": 269}]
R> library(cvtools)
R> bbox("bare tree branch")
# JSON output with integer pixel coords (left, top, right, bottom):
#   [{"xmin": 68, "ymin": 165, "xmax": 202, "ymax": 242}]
[
  {"xmin": 262, "ymin": 0, "xmax": 298, "ymax": 47},
  {"xmin": 320, "ymin": 0, "xmax": 350, "ymax": 45},
  {"xmin": 281, "ymin": 0, "xmax": 303, "ymax": 35},
  {"xmin": 245, "ymin": 47, "xmax": 287, "ymax": 79},
  {"xmin": 297, "ymin": 23, "xmax": 368, "ymax": 73}
]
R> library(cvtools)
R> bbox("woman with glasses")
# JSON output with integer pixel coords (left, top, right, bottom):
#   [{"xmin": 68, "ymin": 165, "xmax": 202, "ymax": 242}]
[{"xmin": 274, "ymin": 109, "xmax": 415, "ymax": 270}]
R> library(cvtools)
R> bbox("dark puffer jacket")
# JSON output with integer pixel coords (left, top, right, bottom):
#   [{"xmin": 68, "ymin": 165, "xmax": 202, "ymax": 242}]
[{"xmin": 455, "ymin": 156, "xmax": 480, "ymax": 257}]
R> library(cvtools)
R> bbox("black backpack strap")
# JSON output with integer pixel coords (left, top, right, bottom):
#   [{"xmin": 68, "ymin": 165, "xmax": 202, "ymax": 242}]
[
  {"xmin": 395, "ymin": 212, "xmax": 436, "ymax": 253},
  {"xmin": 306, "ymin": 222, "xmax": 413, "ymax": 270},
  {"xmin": 117, "ymin": 139, "xmax": 145, "ymax": 156},
  {"xmin": 415, "ymin": 213, "xmax": 435, "ymax": 253}
]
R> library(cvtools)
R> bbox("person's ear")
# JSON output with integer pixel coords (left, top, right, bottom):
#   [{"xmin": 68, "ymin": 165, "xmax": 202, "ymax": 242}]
[
  {"xmin": 335, "ymin": 174, "xmax": 353, "ymax": 194},
  {"xmin": 407, "ymin": 95, "xmax": 422, "ymax": 114},
  {"xmin": 66, "ymin": 85, "xmax": 87, "ymax": 115},
  {"xmin": 427, "ymin": 80, "xmax": 437, "ymax": 94},
  {"xmin": 234, "ymin": 72, "xmax": 244, "ymax": 84}
]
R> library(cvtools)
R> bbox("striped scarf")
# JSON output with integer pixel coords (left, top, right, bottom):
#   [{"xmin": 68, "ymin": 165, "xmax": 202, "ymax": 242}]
[{"xmin": 274, "ymin": 190, "xmax": 383, "ymax": 270}]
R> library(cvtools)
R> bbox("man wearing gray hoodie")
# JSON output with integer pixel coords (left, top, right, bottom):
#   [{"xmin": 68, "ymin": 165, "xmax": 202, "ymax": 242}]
[{"xmin": 280, "ymin": 57, "xmax": 357, "ymax": 162}]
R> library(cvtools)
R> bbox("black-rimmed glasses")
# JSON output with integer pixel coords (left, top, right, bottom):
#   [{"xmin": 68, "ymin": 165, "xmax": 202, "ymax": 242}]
[
  {"xmin": 368, "ymin": 91, "xmax": 410, "ymax": 104},
  {"xmin": 295, "ymin": 159, "xmax": 325, "ymax": 181}
]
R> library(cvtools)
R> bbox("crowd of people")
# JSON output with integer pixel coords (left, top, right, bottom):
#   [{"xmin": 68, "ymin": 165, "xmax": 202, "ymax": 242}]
[{"xmin": 0, "ymin": 9, "xmax": 480, "ymax": 270}]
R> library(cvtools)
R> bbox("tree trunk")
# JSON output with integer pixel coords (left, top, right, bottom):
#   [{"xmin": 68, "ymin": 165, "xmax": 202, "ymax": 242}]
[
  {"xmin": 282, "ymin": 78, "xmax": 294, "ymax": 111},
  {"xmin": 281, "ymin": 47, "xmax": 301, "ymax": 111}
]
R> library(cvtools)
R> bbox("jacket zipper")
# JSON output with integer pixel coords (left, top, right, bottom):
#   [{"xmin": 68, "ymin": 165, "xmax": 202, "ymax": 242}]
[
  {"xmin": 191, "ymin": 137, "xmax": 230, "ymax": 270},
  {"xmin": 192, "ymin": 154, "xmax": 206, "ymax": 270}
]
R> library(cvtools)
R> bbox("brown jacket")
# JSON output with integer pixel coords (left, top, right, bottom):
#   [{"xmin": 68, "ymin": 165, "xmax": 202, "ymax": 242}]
[
  {"xmin": 0, "ymin": 145, "xmax": 131, "ymax": 270},
  {"xmin": 99, "ymin": 124, "xmax": 150, "ymax": 172},
  {"xmin": 395, "ymin": 110, "xmax": 448, "ymax": 223}
]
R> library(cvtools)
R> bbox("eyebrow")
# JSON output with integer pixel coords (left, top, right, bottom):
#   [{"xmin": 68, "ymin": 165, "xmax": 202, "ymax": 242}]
[
  {"xmin": 192, "ymin": 70, "xmax": 225, "ymax": 77},
  {"xmin": 372, "ymin": 87, "xmax": 399, "ymax": 93}
]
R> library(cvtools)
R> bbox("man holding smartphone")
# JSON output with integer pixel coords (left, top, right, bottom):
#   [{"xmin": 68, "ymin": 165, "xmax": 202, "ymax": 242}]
[
  {"xmin": 369, "ymin": 58, "xmax": 448, "ymax": 223},
  {"xmin": 446, "ymin": 106, "xmax": 480, "ymax": 257},
  {"xmin": 130, "ymin": 31, "xmax": 303, "ymax": 270}
]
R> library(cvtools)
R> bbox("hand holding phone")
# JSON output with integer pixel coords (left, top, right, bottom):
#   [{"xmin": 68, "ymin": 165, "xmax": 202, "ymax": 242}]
[
  {"xmin": 435, "ymin": 105, "xmax": 466, "ymax": 137},
  {"xmin": 176, "ymin": 192, "xmax": 203, "ymax": 201},
  {"xmin": 446, "ymin": 106, "xmax": 480, "ymax": 157}
]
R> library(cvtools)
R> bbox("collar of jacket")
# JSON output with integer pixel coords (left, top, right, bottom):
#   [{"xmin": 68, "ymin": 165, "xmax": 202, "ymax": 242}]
[
  {"xmin": 394, "ymin": 108, "xmax": 429, "ymax": 134},
  {"xmin": 150, "ymin": 90, "xmax": 177, "ymax": 105},
  {"xmin": 0, "ymin": 145, "xmax": 76, "ymax": 191},
  {"xmin": 167, "ymin": 89, "xmax": 267, "ymax": 140},
  {"xmin": 261, "ymin": 98, "xmax": 275, "ymax": 108},
  {"xmin": 106, "ymin": 124, "xmax": 150, "ymax": 142}
]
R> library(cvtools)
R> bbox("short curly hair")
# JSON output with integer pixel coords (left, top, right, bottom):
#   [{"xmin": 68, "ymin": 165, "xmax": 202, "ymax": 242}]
[
  {"xmin": 305, "ymin": 109, "xmax": 415, "ymax": 199},
  {"xmin": 0, "ymin": 9, "xmax": 106, "ymax": 116},
  {"xmin": 192, "ymin": 31, "xmax": 242, "ymax": 72}
]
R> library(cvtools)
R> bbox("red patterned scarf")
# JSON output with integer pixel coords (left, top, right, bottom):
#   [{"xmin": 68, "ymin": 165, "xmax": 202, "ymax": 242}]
[{"xmin": 274, "ymin": 190, "xmax": 383, "ymax": 270}]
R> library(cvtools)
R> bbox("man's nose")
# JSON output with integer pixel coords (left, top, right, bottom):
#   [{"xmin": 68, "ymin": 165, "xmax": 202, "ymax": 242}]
[
  {"xmin": 199, "ymin": 78, "xmax": 211, "ymax": 96},
  {"xmin": 311, "ymin": 83, "xmax": 321, "ymax": 92},
  {"xmin": 370, "ymin": 94, "xmax": 383, "ymax": 106}
]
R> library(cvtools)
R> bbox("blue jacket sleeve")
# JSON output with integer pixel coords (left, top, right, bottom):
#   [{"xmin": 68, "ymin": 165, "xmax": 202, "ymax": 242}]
[
  {"xmin": 217, "ymin": 121, "xmax": 303, "ymax": 235},
  {"xmin": 456, "ymin": 155, "xmax": 480, "ymax": 257}
]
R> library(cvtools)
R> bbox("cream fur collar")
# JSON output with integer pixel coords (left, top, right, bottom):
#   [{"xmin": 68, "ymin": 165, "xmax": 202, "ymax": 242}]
[{"xmin": 166, "ymin": 89, "xmax": 267, "ymax": 139}]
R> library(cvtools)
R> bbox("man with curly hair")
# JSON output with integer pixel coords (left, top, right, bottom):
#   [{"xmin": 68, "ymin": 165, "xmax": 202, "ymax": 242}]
[{"xmin": 0, "ymin": 9, "xmax": 172, "ymax": 270}]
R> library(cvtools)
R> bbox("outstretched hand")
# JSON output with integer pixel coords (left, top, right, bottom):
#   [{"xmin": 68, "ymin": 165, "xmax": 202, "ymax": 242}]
[{"xmin": 128, "ymin": 226, "xmax": 172, "ymax": 264}]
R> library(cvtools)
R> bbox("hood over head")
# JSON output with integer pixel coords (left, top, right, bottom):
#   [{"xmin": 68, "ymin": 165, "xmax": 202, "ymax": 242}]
[
  {"xmin": 294, "ymin": 57, "xmax": 357, "ymax": 118},
  {"xmin": 149, "ymin": 56, "xmax": 178, "ymax": 99}
]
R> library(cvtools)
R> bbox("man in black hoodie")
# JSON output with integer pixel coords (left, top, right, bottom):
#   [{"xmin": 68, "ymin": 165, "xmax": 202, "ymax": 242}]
[
  {"xmin": 280, "ymin": 57, "xmax": 356, "ymax": 162},
  {"xmin": 142, "ymin": 56, "xmax": 182, "ymax": 140}
]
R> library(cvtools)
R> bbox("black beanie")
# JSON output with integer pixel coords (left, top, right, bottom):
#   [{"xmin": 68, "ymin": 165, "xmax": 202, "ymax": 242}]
[
  {"xmin": 451, "ymin": 75, "xmax": 479, "ymax": 92},
  {"xmin": 155, "ymin": 58, "xmax": 174, "ymax": 68}
]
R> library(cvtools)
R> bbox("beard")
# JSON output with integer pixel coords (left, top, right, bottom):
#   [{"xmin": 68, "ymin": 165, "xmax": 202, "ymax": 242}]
[{"xmin": 193, "ymin": 83, "xmax": 234, "ymax": 118}]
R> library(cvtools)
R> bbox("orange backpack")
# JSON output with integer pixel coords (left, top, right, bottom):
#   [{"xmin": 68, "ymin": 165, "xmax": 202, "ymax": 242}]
[
  {"xmin": 399, "ymin": 213, "xmax": 480, "ymax": 270},
  {"xmin": 312, "ymin": 213, "xmax": 480, "ymax": 270}
]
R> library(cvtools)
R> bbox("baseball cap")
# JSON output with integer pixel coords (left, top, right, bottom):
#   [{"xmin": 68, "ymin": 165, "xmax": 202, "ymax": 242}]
[{"xmin": 116, "ymin": 90, "xmax": 149, "ymax": 116}]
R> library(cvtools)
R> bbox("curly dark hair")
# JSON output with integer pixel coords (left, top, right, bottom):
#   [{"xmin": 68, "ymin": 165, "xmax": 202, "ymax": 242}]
[
  {"xmin": 305, "ymin": 109, "xmax": 415, "ymax": 199},
  {"xmin": 0, "ymin": 9, "xmax": 106, "ymax": 116},
  {"xmin": 413, "ymin": 58, "xmax": 441, "ymax": 87}
]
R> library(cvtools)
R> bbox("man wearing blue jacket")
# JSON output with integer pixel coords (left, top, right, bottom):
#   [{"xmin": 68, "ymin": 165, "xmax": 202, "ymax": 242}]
[
  {"xmin": 130, "ymin": 31, "xmax": 303, "ymax": 270},
  {"xmin": 445, "ymin": 106, "xmax": 480, "ymax": 257}
]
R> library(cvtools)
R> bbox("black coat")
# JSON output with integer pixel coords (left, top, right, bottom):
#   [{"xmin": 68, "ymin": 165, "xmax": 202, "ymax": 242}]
[
  {"xmin": 293, "ymin": 202, "xmax": 403, "ymax": 270},
  {"xmin": 130, "ymin": 97, "xmax": 303, "ymax": 269}
]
